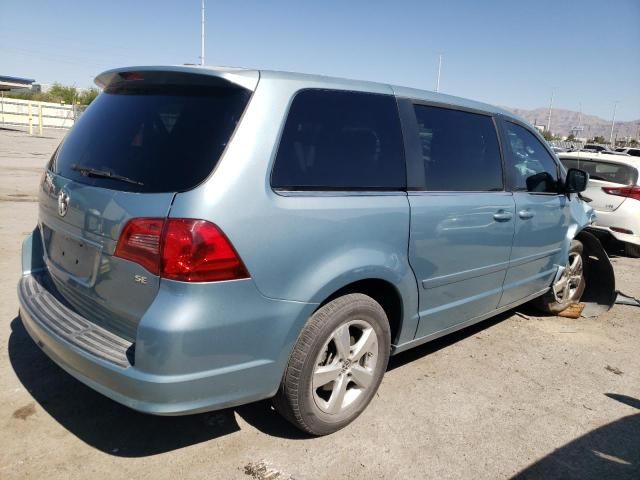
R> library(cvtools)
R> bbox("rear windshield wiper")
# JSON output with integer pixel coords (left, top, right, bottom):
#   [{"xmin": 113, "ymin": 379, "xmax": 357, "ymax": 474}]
[{"xmin": 71, "ymin": 164, "xmax": 144, "ymax": 186}]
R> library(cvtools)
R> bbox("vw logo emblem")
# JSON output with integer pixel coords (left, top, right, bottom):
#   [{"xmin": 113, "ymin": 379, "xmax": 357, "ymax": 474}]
[{"xmin": 58, "ymin": 191, "xmax": 69, "ymax": 217}]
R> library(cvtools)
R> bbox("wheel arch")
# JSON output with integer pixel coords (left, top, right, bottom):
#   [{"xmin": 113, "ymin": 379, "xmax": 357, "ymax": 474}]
[
  {"xmin": 573, "ymin": 228, "xmax": 617, "ymax": 311},
  {"xmin": 316, "ymin": 278, "xmax": 406, "ymax": 347}
]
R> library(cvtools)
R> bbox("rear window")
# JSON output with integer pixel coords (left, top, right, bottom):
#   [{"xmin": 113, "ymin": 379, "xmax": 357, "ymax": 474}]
[
  {"xmin": 561, "ymin": 158, "xmax": 580, "ymax": 170},
  {"xmin": 271, "ymin": 89, "xmax": 406, "ymax": 190},
  {"xmin": 51, "ymin": 83, "xmax": 250, "ymax": 193},
  {"xmin": 560, "ymin": 157, "xmax": 638, "ymax": 185}
]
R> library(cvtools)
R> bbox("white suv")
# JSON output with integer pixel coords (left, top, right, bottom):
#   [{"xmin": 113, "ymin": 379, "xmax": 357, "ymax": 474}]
[{"xmin": 559, "ymin": 151, "xmax": 640, "ymax": 257}]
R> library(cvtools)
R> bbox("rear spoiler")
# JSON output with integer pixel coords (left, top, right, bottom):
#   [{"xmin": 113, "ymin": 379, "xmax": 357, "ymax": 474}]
[{"xmin": 95, "ymin": 65, "xmax": 259, "ymax": 91}]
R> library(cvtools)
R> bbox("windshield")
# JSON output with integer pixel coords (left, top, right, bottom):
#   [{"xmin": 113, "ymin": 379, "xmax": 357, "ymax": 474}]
[{"xmin": 50, "ymin": 83, "xmax": 250, "ymax": 193}]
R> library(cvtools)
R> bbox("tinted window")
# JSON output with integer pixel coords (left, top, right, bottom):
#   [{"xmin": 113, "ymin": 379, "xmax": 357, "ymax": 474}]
[
  {"xmin": 504, "ymin": 122, "xmax": 558, "ymax": 193},
  {"xmin": 560, "ymin": 157, "xmax": 638, "ymax": 185},
  {"xmin": 628, "ymin": 149, "xmax": 640, "ymax": 157},
  {"xmin": 560, "ymin": 158, "xmax": 580, "ymax": 170},
  {"xmin": 584, "ymin": 144, "xmax": 606, "ymax": 152},
  {"xmin": 413, "ymin": 105, "xmax": 503, "ymax": 191},
  {"xmin": 52, "ymin": 83, "xmax": 250, "ymax": 193},
  {"xmin": 271, "ymin": 90, "xmax": 405, "ymax": 190}
]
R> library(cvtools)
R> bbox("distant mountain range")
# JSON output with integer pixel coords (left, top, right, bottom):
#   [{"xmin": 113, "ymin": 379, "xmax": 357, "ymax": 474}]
[{"xmin": 505, "ymin": 107, "xmax": 640, "ymax": 140}]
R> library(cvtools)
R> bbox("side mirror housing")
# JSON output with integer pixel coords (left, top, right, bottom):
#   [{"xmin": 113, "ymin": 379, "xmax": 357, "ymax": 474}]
[
  {"xmin": 526, "ymin": 171, "xmax": 556, "ymax": 192},
  {"xmin": 565, "ymin": 168, "xmax": 589, "ymax": 193}
]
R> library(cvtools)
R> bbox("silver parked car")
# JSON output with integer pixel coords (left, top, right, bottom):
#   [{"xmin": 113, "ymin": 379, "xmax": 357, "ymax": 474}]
[{"xmin": 18, "ymin": 65, "xmax": 596, "ymax": 435}]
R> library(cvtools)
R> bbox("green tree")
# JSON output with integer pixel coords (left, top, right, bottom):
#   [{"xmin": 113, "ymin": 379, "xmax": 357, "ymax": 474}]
[
  {"xmin": 78, "ymin": 88, "xmax": 99, "ymax": 105},
  {"xmin": 542, "ymin": 130, "xmax": 554, "ymax": 141},
  {"xmin": 589, "ymin": 135, "xmax": 606, "ymax": 144},
  {"xmin": 566, "ymin": 134, "xmax": 576, "ymax": 142},
  {"xmin": 46, "ymin": 83, "xmax": 77, "ymax": 104},
  {"xmin": 2, "ymin": 82, "xmax": 99, "ymax": 105}
]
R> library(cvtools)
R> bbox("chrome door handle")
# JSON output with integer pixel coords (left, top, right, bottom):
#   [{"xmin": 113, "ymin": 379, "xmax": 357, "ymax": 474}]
[
  {"xmin": 519, "ymin": 209, "xmax": 535, "ymax": 219},
  {"xmin": 493, "ymin": 211, "xmax": 513, "ymax": 222}
]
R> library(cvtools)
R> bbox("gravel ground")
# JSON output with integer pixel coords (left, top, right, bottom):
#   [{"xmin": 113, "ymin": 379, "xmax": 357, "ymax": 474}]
[{"xmin": 0, "ymin": 128, "xmax": 638, "ymax": 479}]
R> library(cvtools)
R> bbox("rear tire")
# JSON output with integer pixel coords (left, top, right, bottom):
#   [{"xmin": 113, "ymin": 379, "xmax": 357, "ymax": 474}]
[
  {"xmin": 273, "ymin": 293, "xmax": 390, "ymax": 436},
  {"xmin": 535, "ymin": 240, "xmax": 586, "ymax": 314},
  {"xmin": 624, "ymin": 242, "xmax": 640, "ymax": 258}
]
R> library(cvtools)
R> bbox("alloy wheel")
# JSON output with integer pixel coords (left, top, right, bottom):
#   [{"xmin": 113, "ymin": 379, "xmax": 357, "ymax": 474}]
[{"xmin": 312, "ymin": 320, "xmax": 379, "ymax": 414}]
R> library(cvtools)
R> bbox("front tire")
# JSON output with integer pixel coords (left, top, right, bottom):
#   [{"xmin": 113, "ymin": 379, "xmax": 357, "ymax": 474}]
[
  {"xmin": 535, "ymin": 239, "xmax": 586, "ymax": 314},
  {"xmin": 273, "ymin": 293, "xmax": 390, "ymax": 435}
]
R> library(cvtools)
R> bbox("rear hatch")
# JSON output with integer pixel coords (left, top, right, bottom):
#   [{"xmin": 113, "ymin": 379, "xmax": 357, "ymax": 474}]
[
  {"xmin": 560, "ymin": 156, "xmax": 639, "ymax": 212},
  {"xmin": 38, "ymin": 68, "xmax": 255, "ymax": 341}
]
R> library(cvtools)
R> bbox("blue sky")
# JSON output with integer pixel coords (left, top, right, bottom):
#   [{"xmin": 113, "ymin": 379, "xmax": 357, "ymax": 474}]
[{"xmin": 1, "ymin": 0, "xmax": 639, "ymax": 120}]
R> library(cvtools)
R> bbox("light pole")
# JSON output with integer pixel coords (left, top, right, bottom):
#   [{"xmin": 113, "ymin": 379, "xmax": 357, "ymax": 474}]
[
  {"xmin": 435, "ymin": 54, "xmax": 442, "ymax": 93},
  {"xmin": 200, "ymin": 0, "xmax": 205, "ymax": 66},
  {"xmin": 609, "ymin": 101, "xmax": 618, "ymax": 146},
  {"xmin": 546, "ymin": 91, "xmax": 554, "ymax": 133}
]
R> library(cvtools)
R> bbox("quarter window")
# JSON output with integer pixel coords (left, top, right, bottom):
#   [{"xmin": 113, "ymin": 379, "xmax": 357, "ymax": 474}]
[
  {"xmin": 412, "ymin": 105, "xmax": 503, "ymax": 191},
  {"xmin": 503, "ymin": 122, "xmax": 559, "ymax": 193},
  {"xmin": 271, "ymin": 90, "xmax": 406, "ymax": 190}
]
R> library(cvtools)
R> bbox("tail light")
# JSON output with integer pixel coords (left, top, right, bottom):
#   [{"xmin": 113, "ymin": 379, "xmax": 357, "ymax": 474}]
[
  {"xmin": 115, "ymin": 218, "xmax": 164, "ymax": 275},
  {"xmin": 161, "ymin": 219, "xmax": 249, "ymax": 282},
  {"xmin": 115, "ymin": 218, "xmax": 249, "ymax": 282},
  {"xmin": 602, "ymin": 185, "xmax": 640, "ymax": 201}
]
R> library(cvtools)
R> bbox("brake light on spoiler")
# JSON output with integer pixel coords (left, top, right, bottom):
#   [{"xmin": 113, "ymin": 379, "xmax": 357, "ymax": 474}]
[{"xmin": 115, "ymin": 218, "xmax": 250, "ymax": 282}]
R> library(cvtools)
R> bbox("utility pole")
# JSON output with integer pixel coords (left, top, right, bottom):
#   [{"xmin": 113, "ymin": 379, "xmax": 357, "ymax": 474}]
[
  {"xmin": 200, "ymin": 0, "xmax": 205, "ymax": 66},
  {"xmin": 609, "ymin": 101, "xmax": 618, "ymax": 146},
  {"xmin": 546, "ymin": 91, "xmax": 554, "ymax": 133},
  {"xmin": 435, "ymin": 54, "xmax": 442, "ymax": 93},
  {"xmin": 577, "ymin": 103, "xmax": 582, "ymax": 130}
]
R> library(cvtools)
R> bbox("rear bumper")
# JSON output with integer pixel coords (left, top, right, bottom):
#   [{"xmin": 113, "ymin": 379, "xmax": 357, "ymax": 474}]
[
  {"xmin": 587, "ymin": 224, "xmax": 640, "ymax": 247},
  {"xmin": 18, "ymin": 272, "xmax": 315, "ymax": 415},
  {"xmin": 591, "ymin": 203, "xmax": 640, "ymax": 246}
]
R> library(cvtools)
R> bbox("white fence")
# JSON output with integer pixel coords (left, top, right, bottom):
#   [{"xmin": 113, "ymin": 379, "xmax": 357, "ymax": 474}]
[{"xmin": 0, "ymin": 96, "xmax": 79, "ymax": 132}]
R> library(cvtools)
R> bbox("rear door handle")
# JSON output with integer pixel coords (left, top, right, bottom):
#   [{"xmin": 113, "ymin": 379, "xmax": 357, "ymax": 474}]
[
  {"xmin": 519, "ymin": 209, "xmax": 535, "ymax": 219},
  {"xmin": 493, "ymin": 210, "xmax": 513, "ymax": 222}
]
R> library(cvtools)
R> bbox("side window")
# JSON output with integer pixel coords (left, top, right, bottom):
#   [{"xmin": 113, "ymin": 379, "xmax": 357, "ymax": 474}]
[
  {"xmin": 412, "ymin": 105, "xmax": 503, "ymax": 191},
  {"xmin": 504, "ymin": 122, "xmax": 559, "ymax": 193},
  {"xmin": 271, "ymin": 90, "xmax": 406, "ymax": 190}
]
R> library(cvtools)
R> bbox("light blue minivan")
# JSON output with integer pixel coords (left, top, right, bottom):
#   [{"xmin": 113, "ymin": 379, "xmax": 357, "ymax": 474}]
[{"xmin": 18, "ymin": 65, "xmax": 594, "ymax": 435}]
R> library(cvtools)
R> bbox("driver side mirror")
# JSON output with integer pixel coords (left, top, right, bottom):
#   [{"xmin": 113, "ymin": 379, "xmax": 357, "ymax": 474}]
[{"xmin": 564, "ymin": 168, "xmax": 589, "ymax": 193}]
